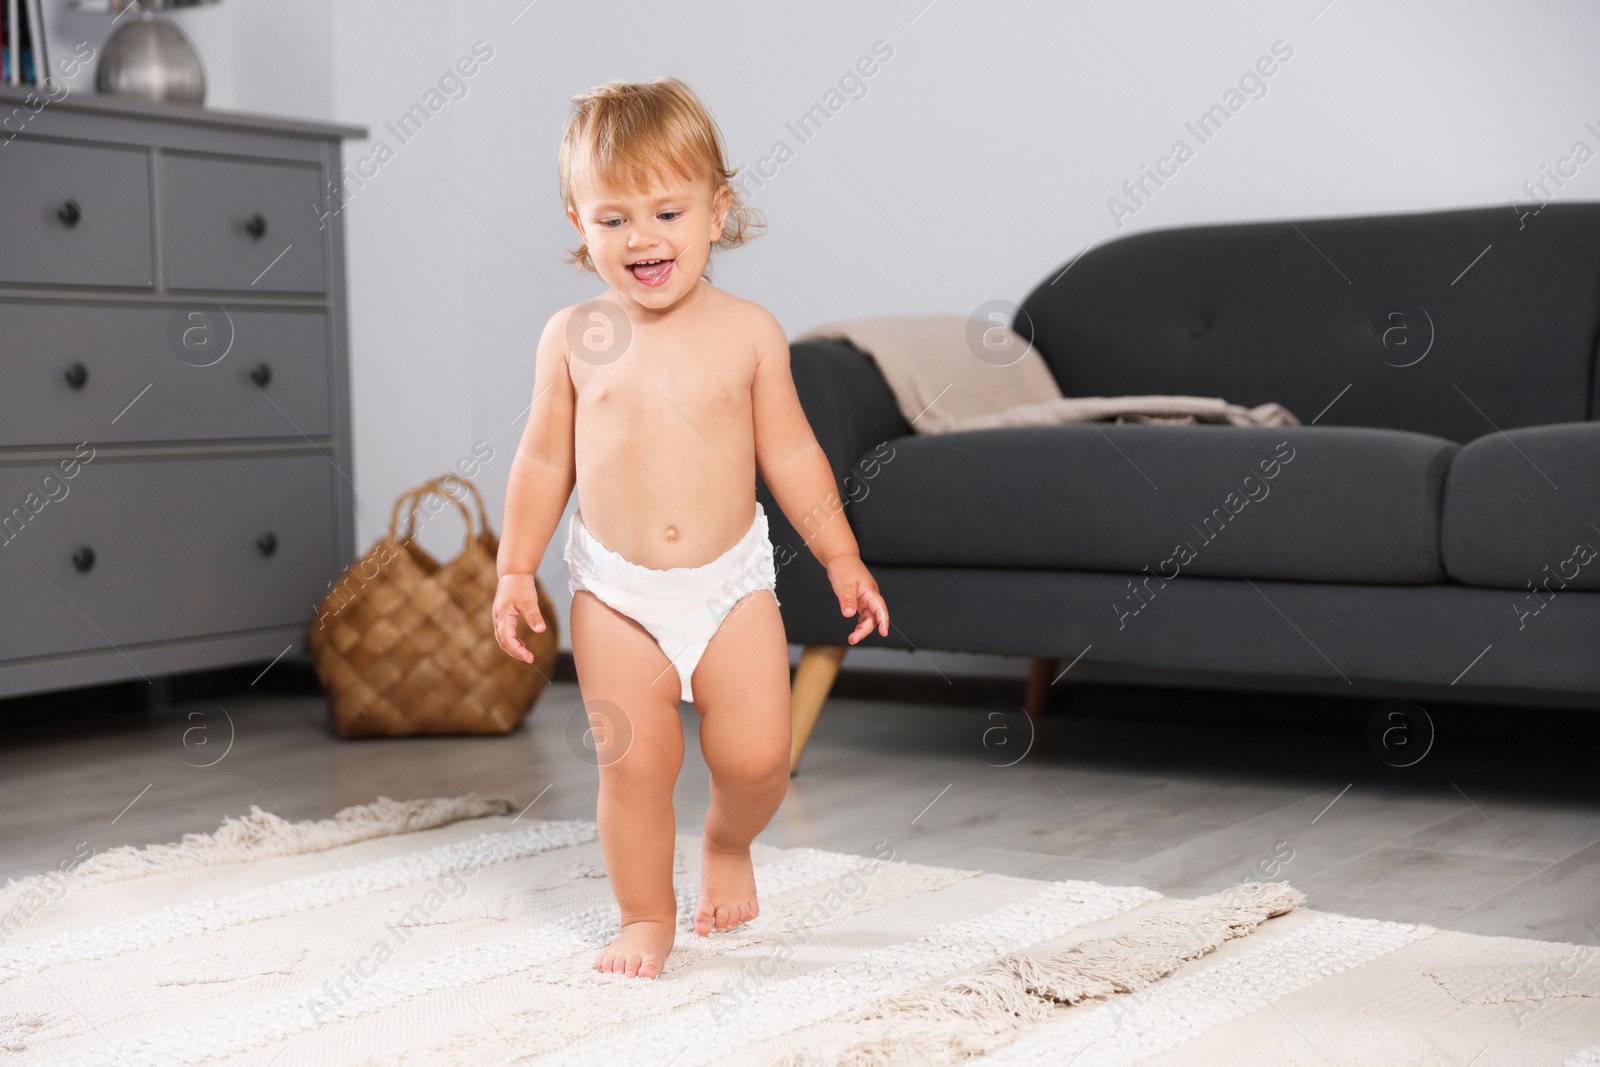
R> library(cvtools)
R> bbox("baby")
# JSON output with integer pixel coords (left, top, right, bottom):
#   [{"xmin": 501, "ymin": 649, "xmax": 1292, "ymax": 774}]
[{"xmin": 491, "ymin": 77, "xmax": 890, "ymax": 980}]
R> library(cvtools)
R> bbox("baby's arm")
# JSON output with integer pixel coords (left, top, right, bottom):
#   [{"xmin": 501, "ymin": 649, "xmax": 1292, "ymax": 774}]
[
  {"xmin": 750, "ymin": 312, "xmax": 889, "ymax": 644},
  {"xmin": 492, "ymin": 310, "xmax": 578, "ymax": 663}
]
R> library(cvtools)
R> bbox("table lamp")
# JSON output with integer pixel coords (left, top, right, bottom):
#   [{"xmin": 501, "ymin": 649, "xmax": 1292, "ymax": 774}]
[{"xmin": 70, "ymin": 0, "xmax": 220, "ymax": 105}]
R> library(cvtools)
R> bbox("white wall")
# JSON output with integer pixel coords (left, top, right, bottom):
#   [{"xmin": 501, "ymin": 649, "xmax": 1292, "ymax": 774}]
[{"xmin": 44, "ymin": 0, "xmax": 1600, "ymax": 677}]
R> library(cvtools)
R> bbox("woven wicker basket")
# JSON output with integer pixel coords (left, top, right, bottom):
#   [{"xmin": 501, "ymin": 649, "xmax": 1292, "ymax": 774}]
[{"xmin": 309, "ymin": 474, "xmax": 558, "ymax": 738}]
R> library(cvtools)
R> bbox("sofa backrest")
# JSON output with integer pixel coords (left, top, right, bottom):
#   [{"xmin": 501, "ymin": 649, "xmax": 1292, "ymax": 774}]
[{"xmin": 1016, "ymin": 202, "xmax": 1600, "ymax": 443}]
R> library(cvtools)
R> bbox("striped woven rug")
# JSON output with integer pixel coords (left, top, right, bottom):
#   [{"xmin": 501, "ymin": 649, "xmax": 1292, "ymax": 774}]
[{"xmin": 1, "ymin": 795, "xmax": 1596, "ymax": 1065}]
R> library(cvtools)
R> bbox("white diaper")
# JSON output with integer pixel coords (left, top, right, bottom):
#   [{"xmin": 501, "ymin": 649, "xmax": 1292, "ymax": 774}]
[{"xmin": 562, "ymin": 502, "xmax": 780, "ymax": 703}]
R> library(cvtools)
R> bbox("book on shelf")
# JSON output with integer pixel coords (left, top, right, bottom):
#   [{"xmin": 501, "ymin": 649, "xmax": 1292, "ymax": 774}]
[
  {"xmin": 22, "ymin": 0, "xmax": 45, "ymax": 88},
  {"xmin": 2, "ymin": 0, "xmax": 52, "ymax": 90},
  {"xmin": 4, "ymin": 0, "xmax": 19, "ymax": 87}
]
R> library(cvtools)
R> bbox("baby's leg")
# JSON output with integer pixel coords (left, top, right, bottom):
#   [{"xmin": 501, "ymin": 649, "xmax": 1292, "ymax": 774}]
[
  {"xmin": 688, "ymin": 589, "xmax": 792, "ymax": 935},
  {"xmin": 569, "ymin": 589, "xmax": 686, "ymax": 978}
]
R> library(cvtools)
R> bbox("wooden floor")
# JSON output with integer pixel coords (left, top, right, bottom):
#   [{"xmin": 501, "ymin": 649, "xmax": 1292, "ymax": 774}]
[{"xmin": 2, "ymin": 663, "xmax": 1597, "ymax": 946}]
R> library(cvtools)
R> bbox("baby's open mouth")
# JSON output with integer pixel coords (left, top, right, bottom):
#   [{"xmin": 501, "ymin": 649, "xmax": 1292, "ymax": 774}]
[{"xmin": 627, "ymin": 258, "xmax": 675, "ymax": 286}]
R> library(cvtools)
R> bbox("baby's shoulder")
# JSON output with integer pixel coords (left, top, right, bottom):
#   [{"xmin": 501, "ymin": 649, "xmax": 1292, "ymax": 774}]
[
  {"xmin": 537, "ymin": 298, "xmax": 622, "ymax": 359},
  {"xmin": 705, "ymin": 286, "xmax": 772, "ymax": 323},
  {"xmin": 536, "ymin": 303, "xmax": 579, "ymax": 349},
  {"xmin": 541, "ymin": 299, "xmax": 599, "ymax": 339},
  {"xmin": 703, "ymin": 288, "xmax": 785, "ymax": 346}
]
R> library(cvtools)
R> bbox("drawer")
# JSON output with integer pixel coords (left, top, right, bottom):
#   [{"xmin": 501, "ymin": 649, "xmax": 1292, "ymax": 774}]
[
  {"xmin": 0, "ymin": 303, "xmax": 331, "ymax": 446},
  {"xmin": 0, "ymin": 454, "xmax": 336, "ymax": 660},
  {"xmin": 0, "ymin": 139, "xmax": 155, "ymax": 289},
  {"xmin": 160, "ymin": 153, "xmax": 327, "ymax": 293}
]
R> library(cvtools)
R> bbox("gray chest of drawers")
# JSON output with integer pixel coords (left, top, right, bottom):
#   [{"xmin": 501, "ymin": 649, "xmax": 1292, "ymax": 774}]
[{"xmin": 0, "ymin": 87, "xmax": 365, "ymax": 699}]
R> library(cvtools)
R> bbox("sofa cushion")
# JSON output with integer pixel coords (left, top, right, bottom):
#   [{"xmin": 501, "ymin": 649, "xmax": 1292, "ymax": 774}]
[
  {"xmin": 1441, "ymin": 422, "xmax": 1600, "ymax": 591},
  {"xmin": 847, "ymin": 424, "xmax": 1458, "ymax": 584}
]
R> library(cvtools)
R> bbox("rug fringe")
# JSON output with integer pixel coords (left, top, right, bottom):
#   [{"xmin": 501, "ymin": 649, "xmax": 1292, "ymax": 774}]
[
  {"xmin": 825, "ymin": 880, "xmax": 1304, "ymax": 1066},
  {"xmin": 0, "ymin": 793, "xmax": 514, "ymax": 914}
]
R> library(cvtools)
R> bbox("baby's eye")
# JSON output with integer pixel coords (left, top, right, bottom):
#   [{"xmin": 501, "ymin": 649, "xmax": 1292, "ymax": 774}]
[
  {"xmin": 658, "ymin": 211, "xmax": 681, "ymax": 221},
  {"xmin": 599, "ymin": 218, "xmax": 624, "ymax": 228}
]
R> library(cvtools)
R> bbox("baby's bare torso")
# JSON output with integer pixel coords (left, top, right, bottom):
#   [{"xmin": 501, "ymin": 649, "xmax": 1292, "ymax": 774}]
[{"xmin": 567, "ymin": 287, "xmax": 761, "ymax": 571}]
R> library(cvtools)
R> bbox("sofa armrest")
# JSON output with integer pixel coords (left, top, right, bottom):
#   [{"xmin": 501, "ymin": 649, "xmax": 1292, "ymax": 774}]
[
  {"xmin": 757, "ymin": 339, "xmax": 910, "ymax": 646},
  {"xmin": 783, "ymin": 339, "xmax": 911, "ymax": 490}
]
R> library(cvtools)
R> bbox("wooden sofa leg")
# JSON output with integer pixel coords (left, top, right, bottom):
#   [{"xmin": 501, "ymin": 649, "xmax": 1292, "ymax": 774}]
[
  {"xmin": 790, "ymin": 645, "xmax": 847, "ymax": 776},
  {"xmin": 1025, "ymin": 657, "xmax": 1057, "ymax": 719}
]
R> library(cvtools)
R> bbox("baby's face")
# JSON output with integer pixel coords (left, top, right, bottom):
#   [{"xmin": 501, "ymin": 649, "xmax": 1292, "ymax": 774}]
[{"xmin": 568, "ymin": 165, "xmax": 731, "ymax": 312}]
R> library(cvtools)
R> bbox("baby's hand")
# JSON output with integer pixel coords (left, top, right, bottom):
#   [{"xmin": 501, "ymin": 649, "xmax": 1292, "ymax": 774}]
[
  {"xmin": 492, "ymin": 573, "xmax": 547, "ymax": 663},
  {"xmin": 826, "ymin": 554, "xmax": 889, "ymax": 645}
]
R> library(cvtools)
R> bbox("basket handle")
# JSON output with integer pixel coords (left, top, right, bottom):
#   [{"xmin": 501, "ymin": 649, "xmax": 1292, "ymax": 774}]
[
  {"xmin": 386, "ymin": 482, "xmax": 433, "ymax": 543},
  {"xmin": 433, "ymin": 474, "xmax": 492, "ymax": 541},
  {"xmin": 388, "ymin": 477, "xmax": 474, "ymax": 553}
]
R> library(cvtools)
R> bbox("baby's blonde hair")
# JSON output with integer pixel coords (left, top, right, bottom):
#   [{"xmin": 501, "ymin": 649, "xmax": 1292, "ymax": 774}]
[{"xmin": 558, "ymin": 76, "xmax": 762, "ymax": 274}]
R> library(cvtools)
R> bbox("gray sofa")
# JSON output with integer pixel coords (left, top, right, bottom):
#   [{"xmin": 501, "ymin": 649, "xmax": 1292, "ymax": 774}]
[{"xmin": 762, "ymin": 202, "xmax": 1600, "ymax": 771}]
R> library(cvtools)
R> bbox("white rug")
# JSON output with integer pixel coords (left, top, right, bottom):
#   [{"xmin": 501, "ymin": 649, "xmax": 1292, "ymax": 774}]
[{"xmin": 2, "ymin": 795, "xmax": 1597, "ymax": 1066}]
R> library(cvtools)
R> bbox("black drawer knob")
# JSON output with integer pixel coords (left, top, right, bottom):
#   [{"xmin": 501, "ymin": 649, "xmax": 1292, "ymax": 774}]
[
  {"xmin": 249, "ymin": 362, "xmax": 272, "ymax": 388},
  {"xmin": 71, "ymin": 546, "xmax": 96, "ymax": 573},
  {"xmin": 57, "ymin": 199, "xmax": 82, "ymax": 227},
  {"xmin": 244, "ymin": 213, "xmax": 267, "ymax": 239},
  {"xmin": 64, "ymin": 362, "xmax": 89, "ymax": 390},
  {"xmin": 256, "ymin": 532, "xmax": 278, "ymax": 557}
]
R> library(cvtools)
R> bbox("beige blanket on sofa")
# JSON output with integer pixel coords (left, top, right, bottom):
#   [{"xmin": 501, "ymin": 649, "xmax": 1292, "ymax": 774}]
[{"xmin": 793, "ymin": 314, "xmax": 1300, "ymax": 433}]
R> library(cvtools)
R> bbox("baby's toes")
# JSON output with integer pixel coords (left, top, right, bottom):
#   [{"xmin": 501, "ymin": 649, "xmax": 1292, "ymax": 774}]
[
  {"xmin": 624, "ymin": 952, "xmax": 643, "ymax": 978},
  {"xmin": 639, "ymin": 958, "xmax": 662, "ymax": 980}
]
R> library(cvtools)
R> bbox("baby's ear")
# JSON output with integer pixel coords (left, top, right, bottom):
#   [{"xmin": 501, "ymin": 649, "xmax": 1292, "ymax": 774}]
[{"xmin": 711, "ymin": 183, "xmax": 733, "ymax": 238}]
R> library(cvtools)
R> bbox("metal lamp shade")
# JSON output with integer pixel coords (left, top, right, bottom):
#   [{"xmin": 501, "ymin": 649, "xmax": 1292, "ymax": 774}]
[{"xmin": 96, "ymin": 16, "xmax": 206, "ymax": 105}]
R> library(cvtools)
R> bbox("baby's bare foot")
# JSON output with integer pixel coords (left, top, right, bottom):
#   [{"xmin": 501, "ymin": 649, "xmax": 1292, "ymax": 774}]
[
  {"xmin": 694, "ymin": 842, "xmax": 758, "ymax": 936},
  {"xmin": 595, "ymin": 919, "xmax": 675, "ymax": 979}
]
